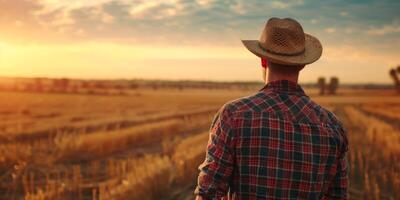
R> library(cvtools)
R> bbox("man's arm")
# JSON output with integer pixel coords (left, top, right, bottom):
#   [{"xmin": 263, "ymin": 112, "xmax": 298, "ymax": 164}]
[
  {"xmin": 323, "ymin": 125, "xmax": 349, "ymax": 199},
  {"xmin": 323, "ymin": 156, "xmax": 349, "ymax": 199},
  {"xmin": 194, "ymin": 105, "xmax": 236, "ymax": 199}
]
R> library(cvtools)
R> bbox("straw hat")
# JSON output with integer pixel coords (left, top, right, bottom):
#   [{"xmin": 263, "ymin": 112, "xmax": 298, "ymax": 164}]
[{"xmin": 242, "ymin": 18, "xmax": 322, "ymax": 66}]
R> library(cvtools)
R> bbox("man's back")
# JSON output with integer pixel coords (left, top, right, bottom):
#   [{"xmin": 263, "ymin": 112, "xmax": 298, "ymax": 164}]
[{"xmin": 195, "ymin": 80, "xmax": 348, "ymax": 199}]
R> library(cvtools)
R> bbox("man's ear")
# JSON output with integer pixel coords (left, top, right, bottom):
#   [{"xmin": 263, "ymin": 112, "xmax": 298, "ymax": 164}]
[{"xmin": 261, "ymin": 58, "xmax": 268, "ymax": 68}]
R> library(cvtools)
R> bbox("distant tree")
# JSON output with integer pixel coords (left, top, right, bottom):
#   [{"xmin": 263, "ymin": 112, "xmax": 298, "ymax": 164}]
[
  {"xmin": 390, "ymin": 68, "xmax": 397, "ymax": 77},
  {"xmin": 12, "ymin": 79, "xmax": 19, "ymax": 91},
  {"xmin": 114, "ymin": 84, "xmax": 125, "ymax": 95},
  {"xmin": 397, "ymin": 66, "xmax": 400, "ymax": 93},
  {"xmin": 389, "ymin": 68, "xmax": 400, "ymax": 93},
  {"xmin": 51, "ymin": 79, "xmax": 61, "ymax": 92},
  {"xmin": 34, "ymin": 78, "xmax": 43, "ymax": 92},
  {"xmin": 328, "ymin": 77, "xmax": 339, "ymax": 95},
  {"xmin": 317, "ymin": 77, "xmax": 326, "ymax": 95},
  {"xmin": 24, "ymin": 83, "xmax": 35, "ymax": 91},
  {"xmin": 50, "ymin": 78, "xmax": 70, "ymax": 92},
  {"xmin": 94, "ymin": 82, "xmax": 106, "ymax": 89},
  {"xmin": 114, "ymin": 84, "xmax": 123, "ymax": 90},
  {"xmin": 152, "ymin": 84, "xmax": 158, "ymax": 90},
  {"xmin": 60, "ymin": 78, "xmax": 70, "ymax": 92},
  {"xmin": 71, "ymin": 85, "xmax": 79, "ymax": 93},
  {"xmin": 129, "ymin": 83, "xmax": 138, "ymax": 90},
  {"xmin": 81, "ymin": 82, "xmax": 90, "ymax": 89}
]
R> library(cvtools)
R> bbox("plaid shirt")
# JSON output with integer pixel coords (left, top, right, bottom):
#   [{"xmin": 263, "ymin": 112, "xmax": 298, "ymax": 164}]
[{"xmin": 195, "ymin": 80, "xmax": 348, "ymax": 200}]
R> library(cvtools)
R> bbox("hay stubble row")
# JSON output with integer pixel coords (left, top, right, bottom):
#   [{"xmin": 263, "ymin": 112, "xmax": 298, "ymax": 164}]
[{"xmin": 0, "ymin": 87, "xmax": 399, "ymax": 200}]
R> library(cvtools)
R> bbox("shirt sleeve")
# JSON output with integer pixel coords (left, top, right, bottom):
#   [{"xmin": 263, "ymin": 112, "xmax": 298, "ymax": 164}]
[
  {"xmin": 323, "ymin": 125, "xmax": 349, "ymax": 200},
  {"xmin": 194, "ymin": 105, "xmax": 236, "ymax": 199}
]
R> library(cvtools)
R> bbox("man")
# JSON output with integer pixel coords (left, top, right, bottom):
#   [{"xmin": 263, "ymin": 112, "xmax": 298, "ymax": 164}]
[{"xmin": 194, "ymin": 18, "xmax": 348, "ymax": 200}]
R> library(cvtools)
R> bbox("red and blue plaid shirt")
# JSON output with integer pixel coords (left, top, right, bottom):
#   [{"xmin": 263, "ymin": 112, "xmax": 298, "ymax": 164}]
[{"xmin": 195, "ymin": 80, "xmax": 348, "ymax": 200}]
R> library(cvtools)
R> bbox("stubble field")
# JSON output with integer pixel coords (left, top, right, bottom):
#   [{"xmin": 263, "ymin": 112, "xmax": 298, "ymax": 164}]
[{"xmin": 0, "ymin": 86, "xmax": 399, "ymax": 200}]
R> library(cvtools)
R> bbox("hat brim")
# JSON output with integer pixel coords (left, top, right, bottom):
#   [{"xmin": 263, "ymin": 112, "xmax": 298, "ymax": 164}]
[{"xmin": 241, "ymin": 33, "xmax": 322, "ymax": 66}]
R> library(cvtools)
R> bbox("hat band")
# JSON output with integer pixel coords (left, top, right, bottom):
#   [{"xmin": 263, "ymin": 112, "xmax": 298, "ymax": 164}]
[{"xmin": 258, "ymin": 42, "xmax": 305, "ymax": 56}]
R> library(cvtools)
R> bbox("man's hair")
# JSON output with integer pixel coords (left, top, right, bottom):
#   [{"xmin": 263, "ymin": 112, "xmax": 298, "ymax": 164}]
[{"xmin": 268, "ymin": 62, "xmax": 304, "ymax": 74}]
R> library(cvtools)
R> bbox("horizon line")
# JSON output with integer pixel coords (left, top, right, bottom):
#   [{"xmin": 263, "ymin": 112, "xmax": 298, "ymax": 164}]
[{"xmin": 0, "ymin": 75, "xmax": 394, "ymax": 86}]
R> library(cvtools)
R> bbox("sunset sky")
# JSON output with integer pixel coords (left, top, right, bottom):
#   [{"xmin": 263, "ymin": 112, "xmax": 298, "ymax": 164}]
[{"xmin": 0, "ymin": 0, "xmax": 399, "ymax": 83}]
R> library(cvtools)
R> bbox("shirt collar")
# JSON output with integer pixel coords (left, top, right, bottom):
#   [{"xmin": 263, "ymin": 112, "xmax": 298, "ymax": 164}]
[{"xmin": 259, "ymin": 80, "xmax": 307, "ymax": 96}]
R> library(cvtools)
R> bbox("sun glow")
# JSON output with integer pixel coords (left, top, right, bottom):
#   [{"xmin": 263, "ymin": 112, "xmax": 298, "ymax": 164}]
[{"xmin": 0, "ymin": 41, "xmax": 257, "ymax": 80}]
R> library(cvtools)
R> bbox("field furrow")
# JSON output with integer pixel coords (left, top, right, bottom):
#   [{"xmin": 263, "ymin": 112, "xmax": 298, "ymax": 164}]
[
  {"xmin": 338, "ymin": 106, "xmax": 400, "ymax": 200},
  {"xmin": 1, "ymin": 88, "xmax": 399, "ymax": 200}
]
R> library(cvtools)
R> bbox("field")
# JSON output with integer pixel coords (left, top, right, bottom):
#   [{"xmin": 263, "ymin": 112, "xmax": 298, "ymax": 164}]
[{"xmin": 0, "ymin": 83, "xmax": 399, "ymax": 200}]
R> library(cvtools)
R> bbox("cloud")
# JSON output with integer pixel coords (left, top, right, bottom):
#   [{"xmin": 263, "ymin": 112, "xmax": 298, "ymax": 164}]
[
  {"xmin": 339, "ymin": 11, "xmax": 348, "ymax": 17},
  {"xmin": 128, "ymin": 1, "xmax": 183, "ymax": 20},
  {"xmin": 196, "ymin": 0, "xmax": 215, "ymax": 7},
  {"xmin": 230, "ymin": 2, "xmax": 246, "ymax": 15},
  {"xmin": 0, "ymin": 0, "xmax": 42, "ymax": 25},
  {"xmin": 0, "ymin": 0, "xmax": 399, "ymax": 50},
  {"xmin": 323, "ymin": 44, "xmax": 399, "ymax": 67},
  {"xmin": 310, "ymin": 19, "xmax": 319, "ymax": 24},
  {"xmin": 367, "ymin": 22, "xmax": 400, "ymax": 36},
  {"xmin": 41, "ymin": 0, "xmax": 113, "ymax": 9},
  {"xmin": 344, "ymin": 27, "xmax": 355, "ymax": 34},
  {"xmin": 0, "ymin": 0, "xmax": 399, "ymax": 83},
  {"xmin": 271, "ymin": 1, "xmax": 290, "ymax": 9},
  {"xmin": 271, "ymin": 0, "xmax": 304, "ymax": 10},
  {"xmin": 324, "ymin": 27, "xmax": 336, "ymax": 33},
  {"xmin": 129, "ymin": 1, "xmax": 160, "ymax": 18}
]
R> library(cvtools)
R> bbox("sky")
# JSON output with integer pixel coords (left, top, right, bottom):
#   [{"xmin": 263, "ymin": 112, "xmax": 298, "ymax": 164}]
[{"xmin": 0, "ymin": 0, "xmax": 399, "ymax": 83}]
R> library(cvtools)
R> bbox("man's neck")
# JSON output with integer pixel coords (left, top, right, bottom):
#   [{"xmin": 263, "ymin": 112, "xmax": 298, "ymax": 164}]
[{"xmin": 266, "ymin": 72, "xmax": 299, "ymax": 84}]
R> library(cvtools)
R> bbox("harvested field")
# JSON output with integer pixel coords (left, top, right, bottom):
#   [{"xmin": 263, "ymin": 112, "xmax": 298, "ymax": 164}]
[{"xmin": 0, "ymin": 86, "xmax": 399, "ymax": 200}]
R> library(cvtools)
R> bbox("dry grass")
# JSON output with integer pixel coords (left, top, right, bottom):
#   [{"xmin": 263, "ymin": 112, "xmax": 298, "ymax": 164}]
[
  {"xmin": 99, "ymin": 155, "xmax": 174, "ymax": 200},
  {"xmin": 53, "ymin": 119, "xmax": 183, "ymax": 162},
  {"xmin": 1, "ymin": 88, "xmax": 400, "ymax": 200},
  {"xmin": 172, "ymin": 132, "xmax": 209, "ymax": 184},
  {"xmin": 18, "ymin": 132, "xmax": 210, "ymax": 200},
  {"xmin": 101, "ymin": 132, "xmax": 210, "ymax": 200},
  {"xmin": 361, "ymin": 103, "xmax": 400, "ymax": 121},
  {"xmin": 342, "ymin": 106, "xmax": 400, "ymax": 200},
  {"xmin": 0, "ymin": 88, "xmax": 243, "ymax": 141}
]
